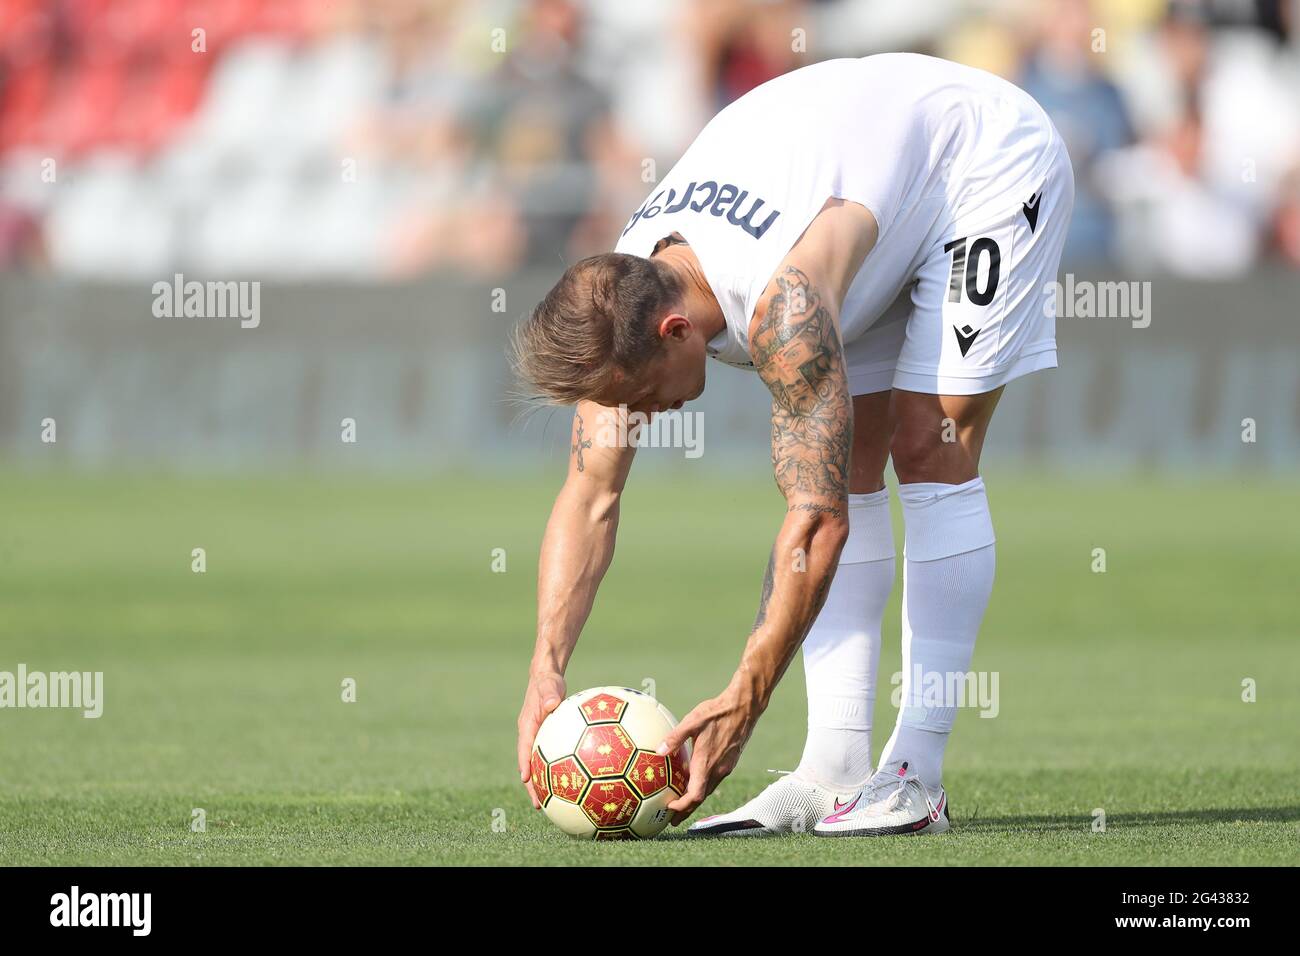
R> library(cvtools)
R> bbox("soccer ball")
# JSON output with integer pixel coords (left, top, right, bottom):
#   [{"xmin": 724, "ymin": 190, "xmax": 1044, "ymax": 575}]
[{"xmin": 530, "ymin": 686, "xmax": 690, "ymax": 840}]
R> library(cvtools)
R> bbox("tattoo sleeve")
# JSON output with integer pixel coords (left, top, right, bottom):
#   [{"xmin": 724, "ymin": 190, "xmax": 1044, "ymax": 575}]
[{"xmin": 750, "ymin": 266, "xmax": 852, "ymax": 514}]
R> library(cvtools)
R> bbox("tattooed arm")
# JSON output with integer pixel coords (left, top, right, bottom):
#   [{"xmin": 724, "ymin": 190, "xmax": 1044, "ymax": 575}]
[
  {"xmin": 518, "ymin": 400, "xmax": 639, "ymax": 807},
  {"xmin": 739, "ymin": 264, "xmax": 853, "ymax": 697},
  {"xmin": 661, "ymin": 198, "xmax": 877, "ymax": 822}
]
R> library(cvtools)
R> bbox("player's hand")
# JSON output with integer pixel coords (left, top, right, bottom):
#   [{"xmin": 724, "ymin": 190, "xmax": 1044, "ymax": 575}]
[
  {"xmin": 517, "ymin": 671, "xmax": 566, "ymax": 809},
  {"xmin": 657, "ymin": 682, "xmax": 761, "ymax": 825}
]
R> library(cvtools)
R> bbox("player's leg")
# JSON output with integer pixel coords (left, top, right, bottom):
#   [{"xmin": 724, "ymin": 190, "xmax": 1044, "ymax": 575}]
[
  {"xmin": 876, "ymin": 387, "xmax": 1001, "ymax": 812},
  {"xmin": 819, "ymin": 390, "xmax": 1001, "ymax": 838},
  {"xmin": 817, "ymin": 138, "xmax": 1075, "ymax": 837},
  {"xmin": 689, "ymin": 335, "xmax": 902, "ymax": 837},
  {"xmin": 794, "ymin": 389, "xmax": 894, "ymax": 786}
]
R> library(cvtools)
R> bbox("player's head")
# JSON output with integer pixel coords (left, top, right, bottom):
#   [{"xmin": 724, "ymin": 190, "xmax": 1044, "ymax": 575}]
[{"xmin": 512, "ymin": 253, "xmax": 708, "ymax": 413}]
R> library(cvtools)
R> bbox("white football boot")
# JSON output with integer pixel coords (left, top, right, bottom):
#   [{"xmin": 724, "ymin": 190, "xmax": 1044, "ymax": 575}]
[
  {"xmin": 688, "ymin": 770, "xmax": 869, "ymax": 837},
  {"xmin": 813, "ymin": 762, "xmax": 950, "ymax": 837}
]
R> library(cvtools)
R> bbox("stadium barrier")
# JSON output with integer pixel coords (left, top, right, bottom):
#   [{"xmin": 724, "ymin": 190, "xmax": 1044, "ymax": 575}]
[{"xmin": 1, "ymin": 269, "xmax": 1295, "ymax": 472}]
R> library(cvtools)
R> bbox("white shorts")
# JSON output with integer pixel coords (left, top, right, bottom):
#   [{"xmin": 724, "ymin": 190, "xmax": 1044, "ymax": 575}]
[{"xmin": 844, "ymin": 142, "xmax": 1074, "ymax": 396}]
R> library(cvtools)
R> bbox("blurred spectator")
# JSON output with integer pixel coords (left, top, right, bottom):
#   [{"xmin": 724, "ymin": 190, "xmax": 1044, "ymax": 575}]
[
  {"xmin": 1102, "ymin": 0, "xmax": 1299, "ymax": 276},
  {"xmin": 467, "ymin": 0, "xmax": 614, "ymax": 267},
  {"xmin": 357, "ymin": 0, "xmax": 527, "ymax": 276},
  {"xmin": 689, "ymin": 0, "xmax": 811, "ymax": 109},
  {"xmin": 1017, "ymin": 0, "xmax": 1135, "ymax": 266}
]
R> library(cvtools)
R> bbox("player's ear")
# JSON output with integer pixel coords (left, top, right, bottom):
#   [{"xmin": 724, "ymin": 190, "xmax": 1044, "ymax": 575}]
[{"xmin": 658, "ymin": 312, "xmax": 691, "ymax": 342}]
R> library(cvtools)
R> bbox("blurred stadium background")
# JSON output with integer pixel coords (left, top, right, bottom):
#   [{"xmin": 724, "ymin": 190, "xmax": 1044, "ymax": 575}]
[{"xmin": 0, "ymin": 0, "xmax": 1297, "ymax": 471}]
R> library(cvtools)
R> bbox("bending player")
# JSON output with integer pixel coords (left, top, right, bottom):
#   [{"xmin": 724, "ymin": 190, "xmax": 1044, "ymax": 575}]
[{"xmin": 513, "ymin": 53, "xmax": 1073, "ymax": 836}]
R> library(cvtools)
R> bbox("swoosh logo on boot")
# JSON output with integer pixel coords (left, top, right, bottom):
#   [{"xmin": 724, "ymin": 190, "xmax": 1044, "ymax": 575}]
[{"xmin": 822, "ymin": 795, "xmax": 861, "ymax": 824}]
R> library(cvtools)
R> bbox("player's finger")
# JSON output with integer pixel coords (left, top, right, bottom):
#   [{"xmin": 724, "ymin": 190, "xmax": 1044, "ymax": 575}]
[
  {"xmin": 517, "ymin": 719, "xmax": 536, "ymax": 781},
  {"xmin": 667, "ymin": 777, "xmax": 708, "ymax": 824},
  {"xmin": 665, "ymin": 779, "xmax": 700, "ymax": 812},
  {"xmin": 668, "ymin": 805, "xmax": 697, "ymax": 825},
  {"xmin": 667, "ymin": 745, "xmax": 710, "ymax": 823},
  {"xmin": 655, "ymin": 710, "xmax": 703, "ymax": 756},
  {"xmin": 518, "ymin": 719, "xmax": 545, "ymax": 809}
]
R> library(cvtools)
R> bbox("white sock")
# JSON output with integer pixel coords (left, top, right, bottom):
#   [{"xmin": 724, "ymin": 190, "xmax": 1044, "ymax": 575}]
[
  {"xmin": 877, "ymin": 478, "xmax": 995, "ymax": 791},
  {"xmin": 796, "ymin": 488, "xmax": 894, "ymax": 789}
]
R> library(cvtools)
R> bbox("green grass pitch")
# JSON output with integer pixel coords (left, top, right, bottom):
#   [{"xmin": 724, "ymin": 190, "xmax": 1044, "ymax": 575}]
[{"xmin": 0, "ymin": 469, "xmax": 1296, "ymax": 866}]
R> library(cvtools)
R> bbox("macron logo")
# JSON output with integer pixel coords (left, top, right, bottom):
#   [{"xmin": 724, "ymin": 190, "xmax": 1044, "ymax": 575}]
[
  {"xmin": 50, "ymin": 886, "xmax": 151, "ymax": 937},
  {"xmin": 953, "ymin": 324, "xmax": 981, "ymax": 357},
  {"xmin": 1022, "ymin": 191, "xmax": 1042, "ymax": 233}
]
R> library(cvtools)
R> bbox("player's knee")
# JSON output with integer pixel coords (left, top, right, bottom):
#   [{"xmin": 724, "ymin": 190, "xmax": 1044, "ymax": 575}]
[{"xmin": 889, "ymin": 425, "xmax": 946, "ymax": 481}]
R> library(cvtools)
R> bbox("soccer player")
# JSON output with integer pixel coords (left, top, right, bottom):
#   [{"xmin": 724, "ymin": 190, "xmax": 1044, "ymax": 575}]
[{"xmin": 513, "ymin": 53, "xmax": 1073, "ymax": 836}]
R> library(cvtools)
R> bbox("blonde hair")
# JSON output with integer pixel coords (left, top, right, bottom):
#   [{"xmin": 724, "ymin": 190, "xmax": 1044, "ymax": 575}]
[{"xmin": 510, "ymin": 253, "xmax": 683, "ymax": 405}]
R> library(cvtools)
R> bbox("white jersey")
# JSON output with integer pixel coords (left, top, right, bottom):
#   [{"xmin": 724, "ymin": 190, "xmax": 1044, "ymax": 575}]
[{"xmin": 613, "ymin": 53, "xmax": 1065, "ymax": 372}]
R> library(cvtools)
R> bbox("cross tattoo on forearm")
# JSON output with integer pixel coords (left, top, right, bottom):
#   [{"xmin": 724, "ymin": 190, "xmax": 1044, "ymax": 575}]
[{"xmin": 572, "ymin": 414, "xmax": 592, "ymax": 472}]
